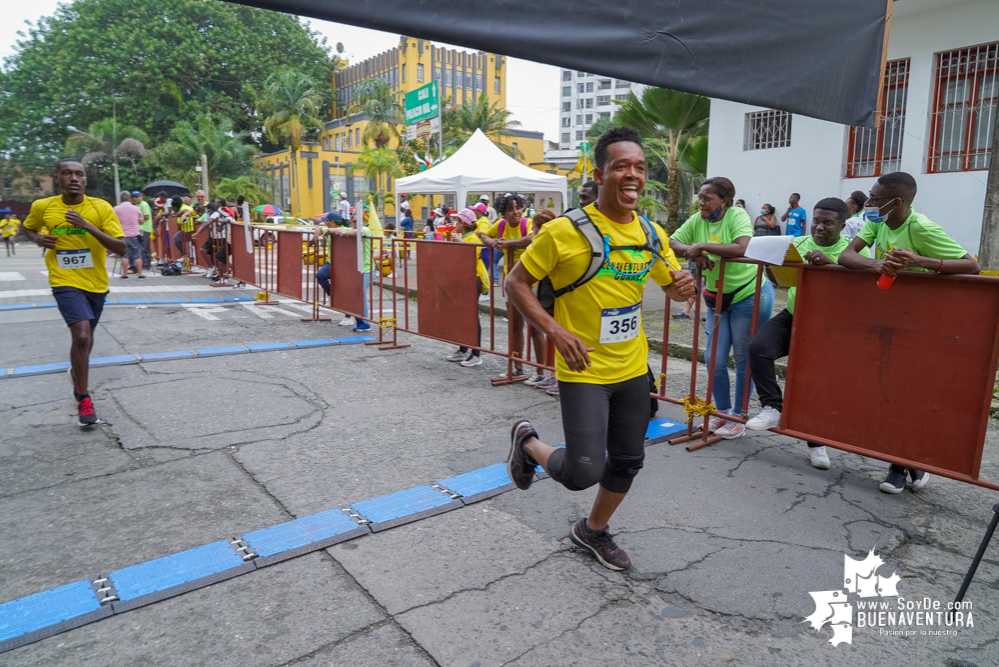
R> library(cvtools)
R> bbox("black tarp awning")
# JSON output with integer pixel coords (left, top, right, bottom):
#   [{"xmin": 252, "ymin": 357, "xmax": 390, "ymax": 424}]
[{"xmin": 230, "ymin": 0, "xmax": 889, "ymax": 127}]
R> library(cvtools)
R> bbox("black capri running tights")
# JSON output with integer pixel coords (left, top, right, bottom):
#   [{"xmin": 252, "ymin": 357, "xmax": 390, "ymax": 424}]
[{"xmin": 547, "ymin": 374, "xmax": 649, "ymax": 494}]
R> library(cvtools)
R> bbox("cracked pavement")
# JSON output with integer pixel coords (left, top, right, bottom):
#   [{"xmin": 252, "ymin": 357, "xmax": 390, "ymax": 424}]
[{"xmin": 1, "ymin": 265, "xmax": 998, "ymax": 666}]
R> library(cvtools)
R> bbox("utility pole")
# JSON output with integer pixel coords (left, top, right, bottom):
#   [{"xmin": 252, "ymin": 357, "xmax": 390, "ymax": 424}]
[
  {"xmin": 977, "ymin": 123, "xmax": 999, "ymax": 271},
  {"xmin": 201, "ymin": 154, "xmax": 209, "ymax": 200},
  {"xmin": 112, "ymin": 104, "xmax": 121, "ymax": 199}
]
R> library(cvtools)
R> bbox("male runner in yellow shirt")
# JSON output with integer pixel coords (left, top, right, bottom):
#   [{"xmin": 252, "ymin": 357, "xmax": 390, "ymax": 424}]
[
  {"xmin": 505, "ymin": 127, "xmax": 696, "ymax": 570},
  {"xmin": 3, "ymin": 213, "xmax": 20, "ymax": 255},
  {"xmin": 22, "ymin": 159, "xmax": 126, "ymax": 426}
]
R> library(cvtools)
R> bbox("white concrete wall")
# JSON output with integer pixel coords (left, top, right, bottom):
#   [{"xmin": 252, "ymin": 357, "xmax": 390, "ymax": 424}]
[{"xmin": 706, "ymin": 0, "xmax": 998, "ymax": 253}]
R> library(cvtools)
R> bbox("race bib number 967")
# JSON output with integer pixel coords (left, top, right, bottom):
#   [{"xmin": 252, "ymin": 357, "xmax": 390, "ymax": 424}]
[
  {"xmin": 599, "ymin": 302, "xmax": 641, "ymax": 344},
  {"xmin": 56, "ymin": 248, "xmax": 94, "ymax": 269}
]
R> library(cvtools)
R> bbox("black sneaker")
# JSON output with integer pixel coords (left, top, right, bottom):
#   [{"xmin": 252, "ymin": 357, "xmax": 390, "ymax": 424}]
[
  {"xmin": 507, "ymin": 420, "xmax": 538, "ymax": 490},
  {"xmin": 908, "ymin": 469, "xmax": 930, "ymax": 491},
  {"xmin": 879, "ymin": 465, "xmax": 906, "ymax": 494},
  {"xmin": 77, "ymin": 396, "xmax": 99, "ymax": 426},
  {"xmin": 570, "ymin": 518, "xmax": 631, "ymax": 571}
]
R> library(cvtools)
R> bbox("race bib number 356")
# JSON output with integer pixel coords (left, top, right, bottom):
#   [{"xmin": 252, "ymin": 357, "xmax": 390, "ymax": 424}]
[
  {"xmin": 56, "ymin": 248, "xmax": 94, "ymax": 269},
  {"xmin": 599, "ymin": 302, "xmax": 641, "ymax": 344}
]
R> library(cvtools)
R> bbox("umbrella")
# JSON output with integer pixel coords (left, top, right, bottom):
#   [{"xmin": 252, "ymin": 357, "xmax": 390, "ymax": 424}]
[
  {"xmin": 0, "ymin": 208, "xmax": 13, "ymax": 215},
  {"xmin": 142, "ymin": 180, "xmax": 189, "ymax": 198},
  {"xmin": 253, "ymin": 204, "xmax": 283, "ymax": 215}
]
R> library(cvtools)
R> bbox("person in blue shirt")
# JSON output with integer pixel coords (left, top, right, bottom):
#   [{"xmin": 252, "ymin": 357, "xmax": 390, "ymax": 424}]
[
  {"xmin": 781, "ymin": 193, "xmax": 806, "ymax": 237},
  {"xmin": 399, "ymin": 211, "xmax": 414, "ymax": 238}
]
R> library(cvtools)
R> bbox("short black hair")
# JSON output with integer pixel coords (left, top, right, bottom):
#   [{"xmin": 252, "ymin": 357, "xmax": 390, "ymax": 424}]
[
  {"xmin": 814, "ymin": 197, "xmax": 849, "ymax": 222},
  {"xmin": 877, "ymin": 171, "xmax": 917, "ymax": 201},
  {"xmin": 594, "ymin": 126, "xmax": 643, "ymax": 170},
  {"xmin": 496, "ymin": 192, "xmax": 527, "ymax": 216},
  {"xmin": 581, "ymin": 180, "xmax": 598, "ymax": 194},
  {"xmin": 848, "ymin": 190, "xmax": 867, "ymax": 210},
  {"xmin": 701, "ymin": 177, "xmax": 736, "ymax": 207},
  {"xmin": 791, "ymin": 192, "xmax": 801, "ymax": 199},
  {"xmin": 55, "ymin": 157, "xmax": 83, "ymax": 171}
]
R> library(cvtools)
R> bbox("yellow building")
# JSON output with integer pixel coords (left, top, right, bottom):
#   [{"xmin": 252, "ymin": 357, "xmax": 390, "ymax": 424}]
[{"xmin": 255, "ymin": 36, "xmax": 549, "ymax": 223}]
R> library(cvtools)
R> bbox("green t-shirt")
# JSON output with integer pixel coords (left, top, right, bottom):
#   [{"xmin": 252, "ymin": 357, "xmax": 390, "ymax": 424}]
[
  {"xmin": 856, "ymin": 211, "xmax": 968, "ymax": 270},
  {"xmin": 362, "ymin": 225, "xmax": 372, "ymax": 273},
  {"xmin": 672, "ymin": 206, "xmax": 756, "ymax": 303},
  {"xmin": 787, "ymin": 235, "xmax": 869, "ymax": 315},
  {"xmin": 138, "ymin": 200, "xmax": 153, "ymax": 233}
]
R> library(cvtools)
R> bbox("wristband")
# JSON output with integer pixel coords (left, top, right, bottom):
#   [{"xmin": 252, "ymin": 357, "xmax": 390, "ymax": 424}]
[{"xmin": 936, "ymin": 259, "xmax": 944, "ymax": 274}]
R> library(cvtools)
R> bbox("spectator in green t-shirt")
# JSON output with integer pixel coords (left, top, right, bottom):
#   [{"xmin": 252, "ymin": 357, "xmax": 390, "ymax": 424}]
[
  {"xmin": 131, "ymin": 191, "xmax": 153, "ymax": 267},
  {"xmin": 839, "ymin": 171, "xmax": 980, "ymax": 495}
]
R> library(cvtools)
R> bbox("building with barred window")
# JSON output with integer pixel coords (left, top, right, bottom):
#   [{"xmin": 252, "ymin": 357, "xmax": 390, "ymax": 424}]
[{"xmin": 705, "ymin": 0, "xmax": 996, "ymax": 252}]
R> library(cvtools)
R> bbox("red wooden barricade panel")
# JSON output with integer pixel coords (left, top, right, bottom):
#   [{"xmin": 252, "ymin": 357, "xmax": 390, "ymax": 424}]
[
  {"xmin": 275, "ymin": 229, "xmax": 303, "ymax": 300},
  {"xmin": 167, "ymin": 216, "xmax": 180, "ymax": 260},
  {"xmin": 783, "ymin": 268, "xmax": 999, "ymax": 479},
  {"xmin": 330, "ymin": 234, "xmax": 364, "ymax": 316},
  {"xmin": 230, "ymin": 224, "xmax": 255, "ymax": 285},
  {"xmin": 193, "ymin": 228, "xmax": 210, "ymax": 268},
  {"xmin": 416, "ymin": 242, "xmax": 478, "ymax": 349}
]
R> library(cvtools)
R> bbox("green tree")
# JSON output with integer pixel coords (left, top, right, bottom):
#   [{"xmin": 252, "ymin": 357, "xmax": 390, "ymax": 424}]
[
  {"xmin": 613, "ymin": 88, "xmax": 710, "ymax": 231},
  {"xmin": 215, "ymin": 175, "xmax": 274, "ymax": 206},
  {"xmin": 349, "ymin": 78, "xmax": 404, "ymax": 149},
  {"xmin": 0, "ymin": 0, "xmax": 334, "ymax": 175},
  {"xmin": 258, "ymin": 69, "xmax": 325, "ymax": 215},
  {"xmin": 157, "ymin": 115, "xmax": 257, "ymax": 191},
  {"xmin": 348, "ymin": 147, "xmax": 404, "ymax": 218},
  {"xmin": 451, "ymin": 96, "xmax": 522, "ymax": 159},
  {"xmin": 65, "ymin": 117, "xmax": 153, "ymax": 200}
]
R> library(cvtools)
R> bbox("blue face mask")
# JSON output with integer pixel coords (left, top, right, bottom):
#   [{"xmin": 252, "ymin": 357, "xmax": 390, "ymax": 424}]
[
  {"xmin": 864, "ymin": 198, "xmax": 897, "ymax": 224},
  {"xmin": 760, "ymin": 209, "xmax": 767, "ymax": 215},
  {"xmin": 703, "ymin": 205, "xmax": 724, "ymax": 222}
]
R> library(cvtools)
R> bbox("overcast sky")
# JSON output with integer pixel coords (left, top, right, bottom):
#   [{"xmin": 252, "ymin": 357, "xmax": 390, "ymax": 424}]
[{"xmin": 0, "ymin": 1, "xmax": 561, "ymax": 143}]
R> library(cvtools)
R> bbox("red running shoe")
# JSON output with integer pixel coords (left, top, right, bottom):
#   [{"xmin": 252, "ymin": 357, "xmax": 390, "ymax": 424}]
[{"xmin": 77, "ymin": 397, "xmax": 99, "ymax": 426}]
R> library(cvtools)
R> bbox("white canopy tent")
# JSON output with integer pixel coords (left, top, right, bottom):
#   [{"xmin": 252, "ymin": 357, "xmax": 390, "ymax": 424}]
[{"xmin": 395, "ymin": 129, "xmax": 567, "ymax": 218}]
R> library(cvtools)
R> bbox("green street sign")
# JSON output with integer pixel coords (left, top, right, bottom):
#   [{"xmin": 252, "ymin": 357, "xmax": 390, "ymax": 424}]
[{"xmin": 405, "ymin": 82, "xmax": 440, "ymax": 124}]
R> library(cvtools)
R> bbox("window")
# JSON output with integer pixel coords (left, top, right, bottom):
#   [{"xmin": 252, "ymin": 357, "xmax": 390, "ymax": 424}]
[
  {"xmin": 562, "ymin": 117, "xmax": 571, "ymax": 128},
  {"xmin": 577, "ymin": 99, "xmax": 584, "ymax": 109},
  {"xmin": 455, "ymin": 71, "xmax": 463, "ymax": 89},
  {"xmin": 928, "ymin": 41, "xmax": 998, "ymax": 173},
  {"xmin": 578, "ymin": 83, "xmax": 585, "ymax": 94},
  {"xmin": 615, "ymin": 94, "xmax": 629, "ymax": 101},
  {"xmin": 585, "ymin": 82, "xmax": 594, "ymax": 92},
  {"xmin": 562, "ymin": 70, "xmax": 572, "ymax": 81},
  {"xmin": 435, "ymin": 67, "xmax": 442, "ymax": 81},
  {"xmin": 585, "ymin": 98, "xmax": 593, "ymax": 108},
  {"xmin": 562, "ymin": 102, "xmax": 571, "ymax": 112},
  {"xmin": 562, "ymin": 86, "xmax": 571, "ymax": 97},
  {"xmin": 445, "ymin": 70, "xmax": 452, "ymax": 87},
  {"xmin": 417, "ymin": 63, "xmax": 424, "ymax": 82},
  {"xmin": 402, "ymin": 64, "xmax": 407, "ymax": 83},
  {"xmin": 336, "ymin": 134, "xmax": 341, "ymax": 151},
  {"xmin": 744, "ymin": 109, "xmax": 792, "ymax": 150},
  {"xmin": 585, "ymin": 114, "xmax": 593, "ymax": 123},
  {"xmin": 847, "ymin": 59, "xmax": 910, "ymax": 178},
  {"xmin": 597, "ymin": 95, "xmax": 611, "ymax": 105},
  {"xmin": 494, "ymin": 76, "xmax": 500, "ymax": 94},
  {"xmin": 355, "ymin": 128, "xmax": 360, "ymax": 147},
  {"xmin": 577, "ymin": 70, "xmax": 586, "ymax": 76},
  {"xmin": 576, "ymin": 130, "xmax": 584, "ymax": 140},
  {"xmin": 348, "ymin": 131, "xmax": 352, "ymax": 149},
  {"xmin": 512, "ymin": 142, "xmax": 518, "ymax": 153},
  {"xmin": 599, "ymin": 80, "xmax": 611, "ymax": 90},
  {"xmin": 616, "ymin": 80, "xmax": 630, "ymax": 89},
  {"xmin": 599, "ymin": 112, "xmax": 610, "ymax": 119},
  {"xmin": 562, "ymin": 132, "xmax": 571, "ymax": 143},
  {"xmin": 576, "ymin": 114, "xmax": 582, "ymax": 125},
  {"xmin": 475, "ymin": 74, "xmax": 482, "ymax": 91}
]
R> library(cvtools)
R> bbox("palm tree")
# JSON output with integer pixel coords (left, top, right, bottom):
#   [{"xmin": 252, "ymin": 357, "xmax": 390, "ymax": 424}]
[
  {"xmin": 613, "ymin": 88, "xmax": 710, "ymax": 231},
  {"xmin": 258, "ymin": 69, "xmax": 325, "ymax": 215},
  {"xmin": 66, "ymin": 117, "xmax": 152, "ymax": 198},
  {"xmin": 214, "ymin": 175, "xmax": 274, "ymax": 206},
  {"xmin": 348, "ymin": 147, "xmax": 403, "ymax": 218},
  {"xmin": 349, "ymin": 78, "xmax": 404, "ymax": 148},
  {"xmin": 452, "ymin": 95, "xmax": 522, "ymax": 159},
  {"xmin": 158, "ymin": 114, "xmax": 257, "ymax": 191}
]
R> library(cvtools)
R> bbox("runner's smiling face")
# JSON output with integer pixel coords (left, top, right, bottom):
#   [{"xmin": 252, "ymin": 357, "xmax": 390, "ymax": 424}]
[
  {"xmin": 58, "ymin": 162, "xmax": 86, "ymax": 197},
  {"xmin": 594, "ymin": 141, "xmax": 645, "ymax": 217}
]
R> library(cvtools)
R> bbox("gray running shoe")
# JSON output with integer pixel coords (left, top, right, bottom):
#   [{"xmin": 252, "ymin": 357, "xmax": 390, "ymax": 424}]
[{"xmin": 570, "ymin": 518, "xmax": 631, "ymax": 571}]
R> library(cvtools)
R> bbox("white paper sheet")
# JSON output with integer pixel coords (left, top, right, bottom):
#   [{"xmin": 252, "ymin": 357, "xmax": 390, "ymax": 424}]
[{"xmin": 745, "ymin": 236, "xmax": 796, "ymax": 265}]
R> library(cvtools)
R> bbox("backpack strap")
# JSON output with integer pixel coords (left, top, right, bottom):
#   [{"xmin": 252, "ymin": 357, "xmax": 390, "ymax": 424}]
[
  {"xmin": 552, "ymin": 208, "xmax": 605, "ymax": 298},
  {"xmin": 520, "ymin": 216, "xmax": 528, "ymax": 236},
  {"xmin": 498, "ymin": 218, "xmax": 506, "ymax": 237}
]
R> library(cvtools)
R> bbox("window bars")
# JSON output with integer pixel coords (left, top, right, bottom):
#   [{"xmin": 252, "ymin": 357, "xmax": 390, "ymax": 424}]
[
  {"xmin": 744, "ymin": 110, "xmax": 792, "ymax": 150},
  {"xmin": 929, "ymin": 41, "xmax": 997, "ymax": 173},
  {"xmin": 847, "ymin": 59, "xmax": 910, "ymax": 178}
]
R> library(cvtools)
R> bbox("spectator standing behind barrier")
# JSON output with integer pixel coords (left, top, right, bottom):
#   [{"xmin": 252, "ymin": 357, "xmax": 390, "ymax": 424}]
[
  {"xmin": 479, "ymin": 195, "xmax": 497, "ymax": 221},
  {"xmin": 670, "ymin": 177, "xmax": 775, "ymax": 439},
  {"xmin": 131, "ymin": 191, "xmax": 153, "ymax": 267},
  {"xmin": 316, "ymin": 212, "xmax": 348, "ymax": 315},
  {"xmin": 327, "ymin": 212, "xmax": 382, "ymax": 332},
  {"xmin": 838, "ymin": 171, "xmax": 980, "ymax": 495},
  {"xmin": 444, "ymin": 208, "xmax": 491, "ymax": 368},
  {"xmin": 781, "ymin": 193, "xmax": 806, "ymax": 237},
  {"xmin": 577, "ymin": 181, "xmax": 598, "ymax": 209},
  {"xmin": 504, "ymin": 127, "xmax": 696, "ymax": 571},
  {"xmin": 746, "ymin": 198, "xmax": 870, "ymax": 469},
  {"xmin": 476, "ymin": 193, "xmax": 546, "ymax": 381},
  {"xmin": 753, "ymin": 204, "xmax": 781, "ymax": 237},
  {"xmin": 527, "ymin": 209, "xmax": 560, "ymax": 396},
  {"xmin": 196, "ymin": 203, "xmax": 231, "ymax": 282},
  {"xmin": 337, "ymin": 192, "xmax": 351, "ymax": 221},
  {"xmin": 842, "ymin": 190, "xmax": 868, "ymax": 239},
  {"xmin": 114, "ymin": 191, "xmax": 145, "ymax": 280},
  {"xmin": 735, "ymin": 199, "xmax": 746, "ymax": 209}
]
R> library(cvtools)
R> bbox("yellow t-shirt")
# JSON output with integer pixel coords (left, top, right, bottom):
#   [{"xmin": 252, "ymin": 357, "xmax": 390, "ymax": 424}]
[
  {"xmin": 2, "ymin": 218, "xmax": 20, "ymax": 237},
  {"xmin": 178, "ymin": 205, "xmax": 196, "ymax": 232},
  {"xmin": 484, "ymin": 216, "xmax": 531, "ymax": 274},
  {"xmin": 462, "ymin": 231, "xmax": 490, "ymax": 290},
  {"xmin": 520, "ymin": 204, "xmax": 680, "ymax": 384},
  {"xmin": 23, "ymin": 195, "xmax": 123, "ymax": 293}
]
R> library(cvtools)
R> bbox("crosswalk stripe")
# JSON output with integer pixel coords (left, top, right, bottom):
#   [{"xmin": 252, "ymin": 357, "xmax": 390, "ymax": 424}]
[{"xmin": 0, "ymin": 272, "xmax": 26, "ymax": 281}]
